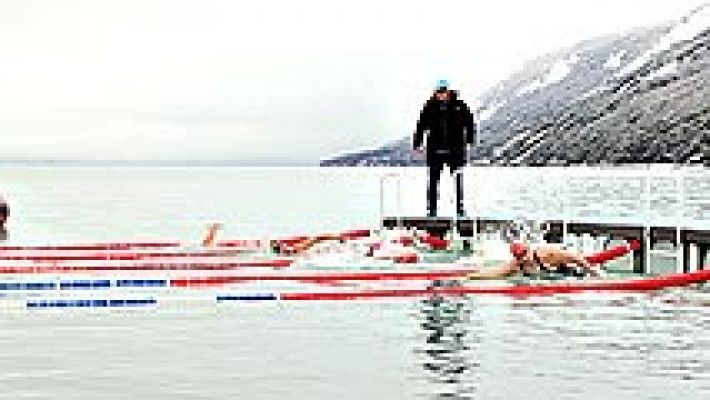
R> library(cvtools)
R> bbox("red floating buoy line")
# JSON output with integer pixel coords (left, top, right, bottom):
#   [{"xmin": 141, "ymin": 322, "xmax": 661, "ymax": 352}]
[
  {"xmin": 0, "ymin": 238, "xmax": 277, "ymax": 252},
  {"xmin": 0, "ymin": 249, "xmax": 261, "ymax": 262},
  {"xmin": 0, "ymin": 258, "xmax": 295, "ymax": 274},
  {"xmin": 278, "ymin": 269, "xmax": 710, "ymax": 300},
  {"xmin": 0, "ymin": 228, "xmax": 374, "ymax": 252},
  {"xmin": 0, "ymin": 228, "xmax": 430, "ymax": 273},
  {"xmin": 0, "ymin": 227, "xmax": 417, "ymax": 276},
  {"xmin": 3, "ymin": 225, "xmax": 703, "ymax": 305}
]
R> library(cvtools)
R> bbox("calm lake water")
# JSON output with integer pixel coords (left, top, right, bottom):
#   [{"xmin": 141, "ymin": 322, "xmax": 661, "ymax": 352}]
[{"xmin": 0, "ymin": 166, "xmax": 709, "ymax": 399}]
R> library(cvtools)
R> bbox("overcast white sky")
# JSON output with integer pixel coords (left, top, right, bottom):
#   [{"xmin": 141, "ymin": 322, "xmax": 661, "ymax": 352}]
[{"xmin": 0, "ymin": 0, "xmax": 706, "ymax": 164}]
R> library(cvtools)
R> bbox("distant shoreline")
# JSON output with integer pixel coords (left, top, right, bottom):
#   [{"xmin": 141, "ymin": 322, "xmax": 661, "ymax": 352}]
[
  {"xmin": 0, "ymin": 160, "xmax": 705, "ymax": 170},
  {"xmin": 0, "ymin": 160, "xmax": 317, "ymax": 167}
]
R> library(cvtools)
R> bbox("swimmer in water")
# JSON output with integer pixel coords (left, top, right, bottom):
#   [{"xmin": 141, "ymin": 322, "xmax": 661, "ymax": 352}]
[
  {"xmin": 467, "ymin": 242, "xmax": 603, "ymax": 279},
  {"xmin": 269, "ymin": 233, "xmax": 344, "ymax": 255}
]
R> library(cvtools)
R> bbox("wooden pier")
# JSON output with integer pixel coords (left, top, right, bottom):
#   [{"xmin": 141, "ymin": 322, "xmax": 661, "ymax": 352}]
[{"xmin": 381, "ymin": 216, "xmax": 710, "ymax": 274}]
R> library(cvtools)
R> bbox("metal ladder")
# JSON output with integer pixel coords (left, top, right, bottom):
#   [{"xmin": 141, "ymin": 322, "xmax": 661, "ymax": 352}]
[{"xmin": 643, "ymin": 166, "xmax": 686, "ymax": 274}]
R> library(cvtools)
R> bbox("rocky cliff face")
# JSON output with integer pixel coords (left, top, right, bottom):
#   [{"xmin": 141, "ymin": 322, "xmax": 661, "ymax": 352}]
[{"xmin": 322, "ymin": 6, "xmax": 710, "ymax": 166}]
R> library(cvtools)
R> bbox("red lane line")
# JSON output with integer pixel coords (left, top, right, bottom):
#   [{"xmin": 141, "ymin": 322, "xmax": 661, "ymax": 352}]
[
  {"xmin": 0, "ymin": 239, "xmax": 267, "ymax": 251},
  {"xmin": 0, "ymin": 249, "xmax": 253, "ymax": 261},
  {"xmin": 170, "ymin": 270, "xmax": 475, "ymax": 287},
  {"xmin": 585, "ymin": 241, "xmax": 638, "ymax": 265},
  {"xmin": 338, "ymin": 229, "xmax": 372, "ymax": 240},
  {"xmin": 279, "ymin": 270, "xmax": 710, "ymax": 300},
  {"xmin": 0, "ymin": 242, "xmax": 183, "ymax": 251},
  {"xmin": 0, "ymin": 259, "xmax": 294, "ymax": 273},
  {"xmin": 0, "ymin": 228, "xmax": 371, "ymax": 252}
]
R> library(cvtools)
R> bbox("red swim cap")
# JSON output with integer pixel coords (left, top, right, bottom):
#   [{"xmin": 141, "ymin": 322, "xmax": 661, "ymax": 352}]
[{"xmin": 510, "ymin": 242, "xmax": 529, "ymax": 258}]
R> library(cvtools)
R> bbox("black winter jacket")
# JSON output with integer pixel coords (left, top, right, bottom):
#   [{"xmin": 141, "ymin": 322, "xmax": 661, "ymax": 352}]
[{"xmin": 413, "ymin": 91, "xmax": 476, "ymax": 169}]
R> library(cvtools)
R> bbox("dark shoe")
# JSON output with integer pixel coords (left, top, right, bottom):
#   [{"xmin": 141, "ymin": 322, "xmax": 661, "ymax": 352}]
[{"xmin": 427, "ymin": 210, "xmax": 437, "ymax": 218}]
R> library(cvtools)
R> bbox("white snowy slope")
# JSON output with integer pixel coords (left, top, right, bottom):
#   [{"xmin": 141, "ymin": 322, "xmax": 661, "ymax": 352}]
[{"xmin": 616, "ymin": 6, "xmax": 710, "ymax": 78}]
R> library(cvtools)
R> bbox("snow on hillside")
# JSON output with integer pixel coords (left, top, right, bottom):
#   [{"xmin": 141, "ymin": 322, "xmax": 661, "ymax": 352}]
[
  {"xmin": 517, "ymin": 54, "xmax": 579, "ymax": 96},
  {"xmin": 617, "ymin": 5, "xmax": 710, "ymax": 77}
]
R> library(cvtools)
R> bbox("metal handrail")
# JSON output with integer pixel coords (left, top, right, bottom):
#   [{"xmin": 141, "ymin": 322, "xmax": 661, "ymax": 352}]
[{"xmin": 379, "ymin": 172, "xmax": 402, "ymax": 231}]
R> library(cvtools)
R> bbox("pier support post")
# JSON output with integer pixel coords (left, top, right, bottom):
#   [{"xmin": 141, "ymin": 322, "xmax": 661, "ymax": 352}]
[
  {"xmin": 698, "ymin": 245, "xmax": 708, "ymax": 271},
  {"xmin": 633, "ymin": 238, "xmax": 646, "ymax": 274},
  {"xmin": 683, "ymin": 242, "xmax": 691, "ymax": 273}
]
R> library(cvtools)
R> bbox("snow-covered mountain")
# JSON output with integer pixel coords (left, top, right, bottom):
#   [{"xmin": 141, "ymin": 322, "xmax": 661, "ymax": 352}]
[{"xmin": 322, "ymin": 5, "xmax": 710, "ymax": 166}]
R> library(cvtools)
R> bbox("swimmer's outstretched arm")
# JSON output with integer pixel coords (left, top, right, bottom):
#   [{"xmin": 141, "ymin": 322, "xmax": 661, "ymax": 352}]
[
  {"xmin": 467, "ymin": 260, "xmax": 518, "ymax": 280},
  {"xmin": 288, "ymin": 237, "xmax": 323, "ymax": 254},
  {"xmin": 201, "ymin": 223, "xmax": 223, "ymax": 247},
  {"xmin": 280, "ymin": 233, "xmax": 343, "ymax": 255}
]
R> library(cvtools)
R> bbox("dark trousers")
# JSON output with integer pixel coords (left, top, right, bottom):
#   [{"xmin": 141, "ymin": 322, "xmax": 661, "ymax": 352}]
[{"xmin": 427, "ymin": 161, "xmax": 464, "ymax": 217}]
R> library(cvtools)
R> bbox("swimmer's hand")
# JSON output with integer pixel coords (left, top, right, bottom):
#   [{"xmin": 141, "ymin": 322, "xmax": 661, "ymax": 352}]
[{"xmin": 201, "ymin": 222, "xmax": 223, "ymax": 247}]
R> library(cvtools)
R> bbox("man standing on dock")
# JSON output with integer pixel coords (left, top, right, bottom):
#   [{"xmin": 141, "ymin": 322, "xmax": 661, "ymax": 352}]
[{"xmin": 413, "ymin": 80, "xmax": 476, "ymax": 217}]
